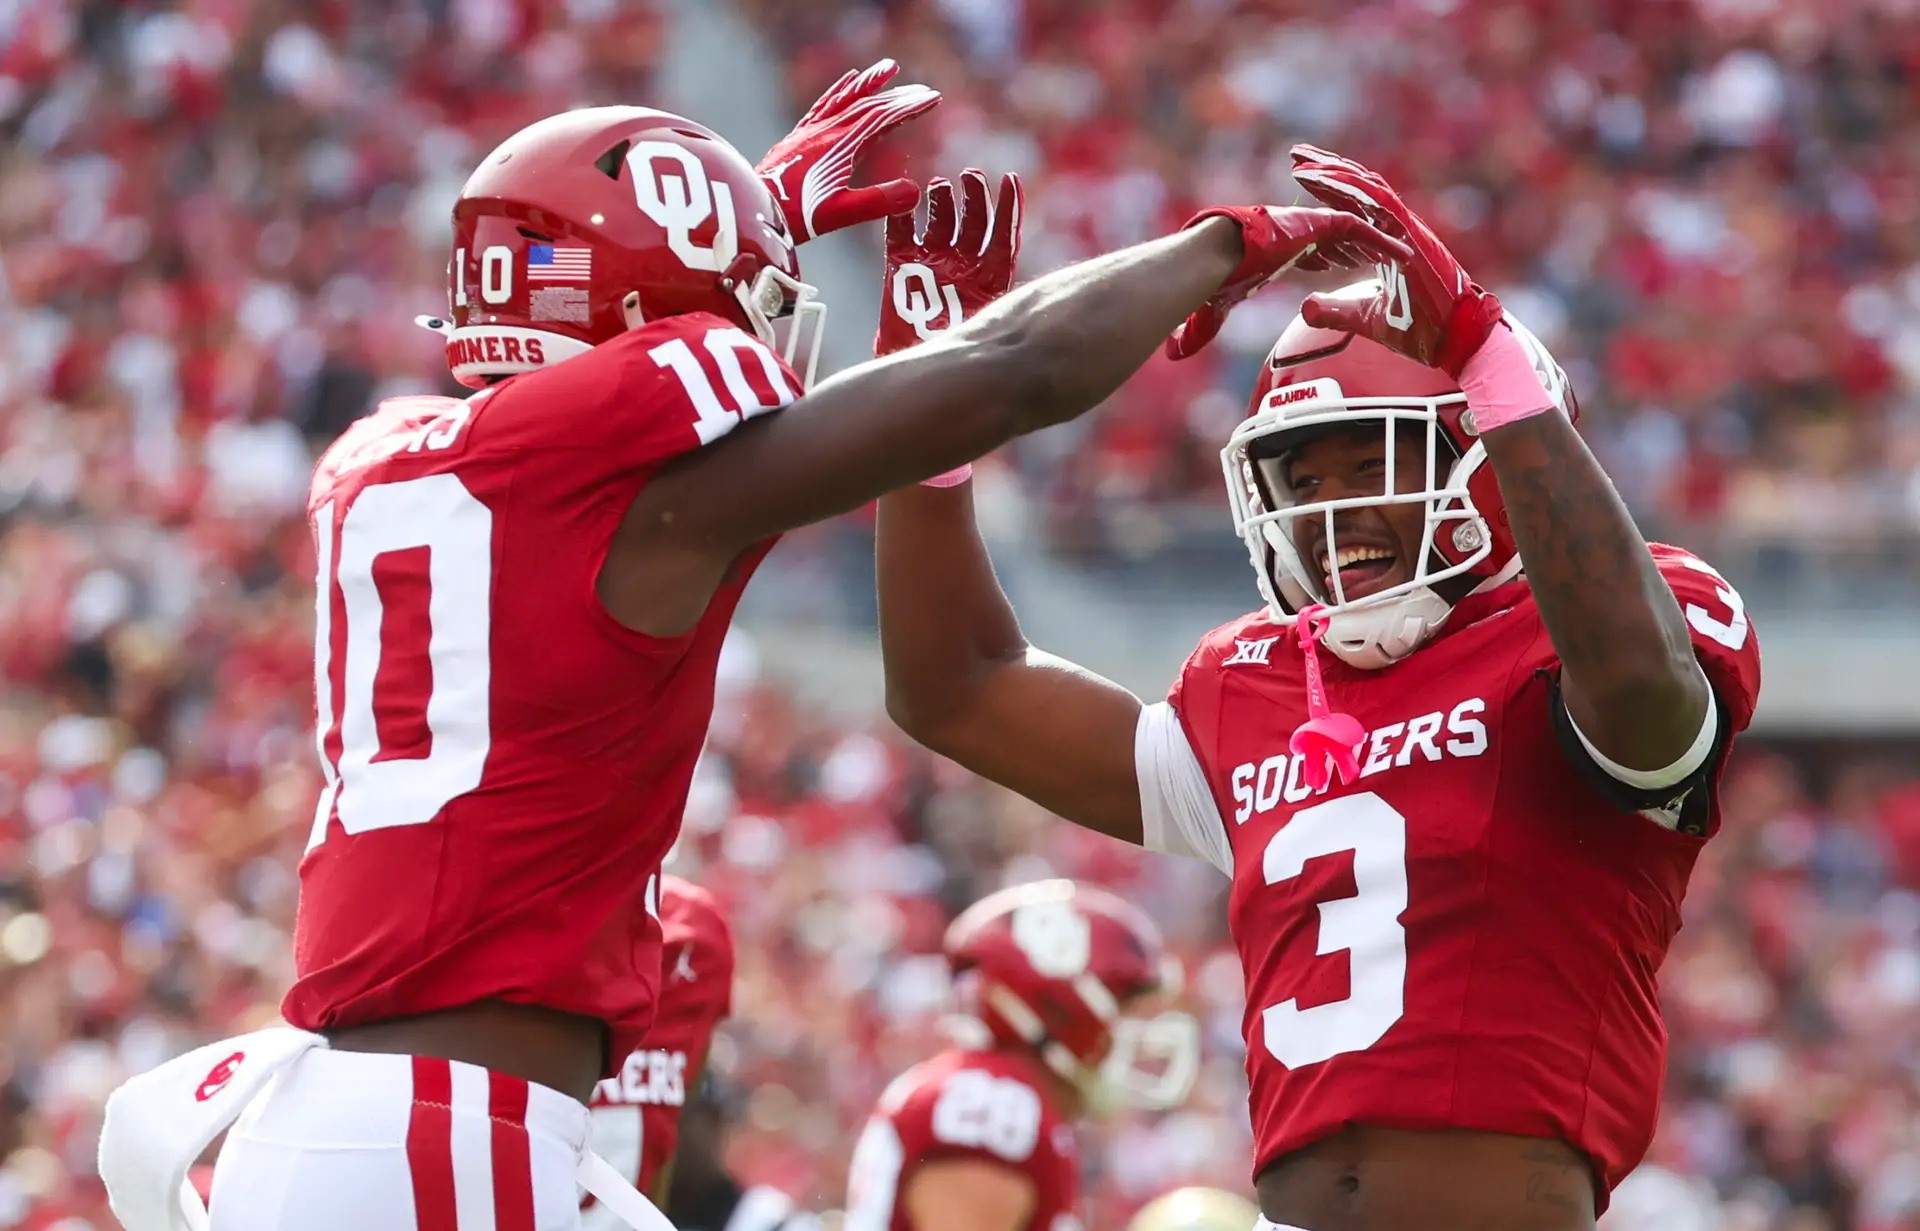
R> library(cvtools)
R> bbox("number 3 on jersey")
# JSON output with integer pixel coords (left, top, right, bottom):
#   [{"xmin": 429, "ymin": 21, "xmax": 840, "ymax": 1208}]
[
  {"xmin": 309, "ymin": 474, "xmax": 493, "ymax": 851},
  {"xmin": 1261, "ymin": 792, "xmax": 1409, "ymax": 1069}
]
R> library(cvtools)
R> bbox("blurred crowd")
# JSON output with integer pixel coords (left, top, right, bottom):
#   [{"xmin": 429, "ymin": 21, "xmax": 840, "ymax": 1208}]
[
  {"xmin": 8, "ymin": 0, "xmax": 1920, "ymax": 572},
  {"xmin": 743, "ymin": 0, "xmax": 1920, "ymax": 570},
  {"xmin": 3, "ymin": 1, "xmax": 1920, "ymax": 1230}
]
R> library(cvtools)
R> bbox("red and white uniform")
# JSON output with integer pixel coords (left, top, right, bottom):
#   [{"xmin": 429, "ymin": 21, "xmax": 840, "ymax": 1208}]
[
  {"xmin": 211, "ymin": 1051, "xmax": 591, "ymax": 1231},
  {"xmin": 845, "ymin": 1050, "xmax": 1082, "ymax": 1231},
  {"xmin": 1136, "ymin": 546, "xmax": 1760, "ymax": 1209},
  {"xmin": 288, "ymin": 312, "xmax": 794, "ymax": 1066},
  {"xmin": 207, "ymin": 315, "xmax": 794, "ymax": 1231},
  {"xmin": 587, "ymin": 876, "xmax": 735, "ymax": 1217}
]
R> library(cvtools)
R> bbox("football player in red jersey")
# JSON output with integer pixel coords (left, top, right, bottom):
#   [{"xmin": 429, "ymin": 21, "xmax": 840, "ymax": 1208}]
[
  {"xmin": 844, "ymin": 880, "xmax": 1198, "ymax": 1231},
  {"xmin": 874, "ymin": 146, "xmax": 1762, "ymax": 1231},
  {"xmin": 108, "ymin": 59, "xmax": 1416, "ymax": 1231},
  {"xmin": 584, "ymin": 876, "xmax": 734, "ymax": 1226}
]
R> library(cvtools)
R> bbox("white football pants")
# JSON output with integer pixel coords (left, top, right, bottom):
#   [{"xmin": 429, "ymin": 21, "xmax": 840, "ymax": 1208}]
[{"xmin": 210, "ymin": 1048, "xmax": 590, "ymax": 1230}]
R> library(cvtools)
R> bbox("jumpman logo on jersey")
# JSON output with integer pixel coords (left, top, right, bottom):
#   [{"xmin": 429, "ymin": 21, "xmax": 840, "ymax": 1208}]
[{"xmin": 670, "ymin": 946, "xmax": 697, "ymax": 983}]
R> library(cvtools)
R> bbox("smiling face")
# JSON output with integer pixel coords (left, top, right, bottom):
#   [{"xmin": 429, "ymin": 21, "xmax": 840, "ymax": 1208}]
[{"xmin": 1256, "ymin": 423, "xmax": 1437, "ymax": 604}]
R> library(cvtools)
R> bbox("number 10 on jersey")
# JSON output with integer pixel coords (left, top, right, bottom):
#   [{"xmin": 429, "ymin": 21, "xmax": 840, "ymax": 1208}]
[{"xmin": 309, "ymin": 474, "xmax": 495, "ymax": 852}]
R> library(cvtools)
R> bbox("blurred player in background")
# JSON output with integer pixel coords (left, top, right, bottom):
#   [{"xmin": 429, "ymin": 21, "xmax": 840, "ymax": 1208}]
[
  {"xmin": 1126, "ymin": 1188, "xmax": 1262, "ymax": 1231},
  {"xmin": 584, "ymin": 876, "xmax": 734, "ymax": 1228},
  {"xmin": 875, "ymin": 148, "xmax": 1761, "ymax": 1231},
  {"xmin": 102, "ymin": 49, "xmax": 1413, "ymax": 1231},
  {"xmin": 843, "ymin": 880, "xmax": 1198, "ymax": 1231},
  {"xmin": 661, "ymin": 1075, "xmax": 820, "ymax": 1231}
]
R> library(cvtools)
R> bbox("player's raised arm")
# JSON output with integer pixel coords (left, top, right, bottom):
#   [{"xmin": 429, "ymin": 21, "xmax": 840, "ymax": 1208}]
[
  {"xmin": 607, "ymin": 186, "xmax": 1411, "ymax": 636},
  {"xmin": 873, "ymin": 177, "xmax": 1411, "ymax": 843},
  {"xmin": 1283, "ymin": 145, "xmax": 1712, "ymax": 776}
]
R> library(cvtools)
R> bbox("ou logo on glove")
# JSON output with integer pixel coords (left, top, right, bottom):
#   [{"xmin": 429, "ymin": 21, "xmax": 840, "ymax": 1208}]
[
  {"xmin": 892, "ymin": 263, "xmax": 965, "ymax": 341},
  {"xmin": 1379, "ymin": 262, "xmax": 1416, "ymax": 333},
  {"xmin": 627, "ymin": 141, "xmax": 742, "ymax": 274}
]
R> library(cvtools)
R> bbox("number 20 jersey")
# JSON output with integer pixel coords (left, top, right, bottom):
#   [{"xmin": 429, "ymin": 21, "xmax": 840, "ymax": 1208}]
[
  {"xmin": 1164, "ymin": 546, "xmax": 1761, "ymax": 1199},
  {"xmin": 285, "ymin": 313, "xmax": 797, "ymax": 1070},
  {"xmin": 846, "ymin": 1049, "xmax": 1080, "ymax": 1231}
]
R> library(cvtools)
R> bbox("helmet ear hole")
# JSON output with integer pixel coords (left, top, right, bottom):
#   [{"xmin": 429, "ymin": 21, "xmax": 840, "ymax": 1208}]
[
  {"xmin": 594, "ymin": 140, "xmax": 631, "ymax": 180},
  {"xmin": 621, "ymin": 290, "xmax": 645, "ymax": 332}
]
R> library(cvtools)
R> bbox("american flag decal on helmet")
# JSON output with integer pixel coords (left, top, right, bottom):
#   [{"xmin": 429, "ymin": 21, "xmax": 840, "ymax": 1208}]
[{"xmin": 527, "ymin": 244, "xmax": 592, "ymax": 283}]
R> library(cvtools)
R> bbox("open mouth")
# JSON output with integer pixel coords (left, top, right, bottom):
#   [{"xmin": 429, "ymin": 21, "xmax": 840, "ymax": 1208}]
[{"xmin": 1317, "ymin": 544, "xmax": 1399, "ymax": 602}]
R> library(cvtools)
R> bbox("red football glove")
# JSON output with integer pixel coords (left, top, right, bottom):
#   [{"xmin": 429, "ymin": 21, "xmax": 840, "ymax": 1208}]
[
  {"xmin": 1166, "ymin": 206, "xmax": 1415, "ymax": 361},
  {"xmin": 757, "ymin": 60, "xmax": 941, "ymax": 244},
  {"xmin": 876, "ymin": 169, "xmax": 1022, "ymax": 358},
  {"xmin": 1288, "ymin": 144, "xmax": 1505, "ymax": 378}
]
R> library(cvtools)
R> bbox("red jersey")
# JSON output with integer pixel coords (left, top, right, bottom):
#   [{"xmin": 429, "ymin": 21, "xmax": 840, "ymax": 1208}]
[
  {"xmin": 1147, "ymin": 545, "xmax": 1760, "ymax": 1204},
  {"xmin": 587, "ymin": 876, "xmax": 735, "ymax": 1204},
  {"xmin": 845, "ymin": 1049, "xmax": 1082, "ymax": 1231},
  {"xmin": 285, "ymin": 313, "xmax": 796, "ymax": 1071}
]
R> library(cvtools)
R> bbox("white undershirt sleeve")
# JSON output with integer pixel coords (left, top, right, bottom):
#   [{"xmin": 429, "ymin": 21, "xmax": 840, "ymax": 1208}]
[
  {"xmin": 1568, "ymin": 694, "xmax": 1719, "ymax": 792},
  {"xmin": 1134, "ymin": 702, "xmax": 1233, "ymax": 877}
]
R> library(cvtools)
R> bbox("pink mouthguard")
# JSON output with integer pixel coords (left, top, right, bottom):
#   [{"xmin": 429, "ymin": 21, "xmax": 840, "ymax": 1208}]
[{"xmin": 1288, "ymin": 604, "xmax": 1365, "ymax": 792}]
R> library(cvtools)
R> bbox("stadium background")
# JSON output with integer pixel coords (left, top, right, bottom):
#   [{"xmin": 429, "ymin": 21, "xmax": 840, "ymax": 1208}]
[{"xmin": 2, "ymin": 0, "xmax": 1919, "ymax": 1227}]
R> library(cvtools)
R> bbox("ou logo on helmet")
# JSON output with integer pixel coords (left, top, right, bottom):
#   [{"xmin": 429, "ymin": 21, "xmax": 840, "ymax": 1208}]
[
  {"xmin": 892, "ymin": 264, "xmax": 965, "ymax": 341},
  {"xmin": 627, "ymin": 141, "xmax": 742, "ymax": 274},
  {"xmin": 1011, "ymin": 900, "xmax": 1092, "ymax": 979}
]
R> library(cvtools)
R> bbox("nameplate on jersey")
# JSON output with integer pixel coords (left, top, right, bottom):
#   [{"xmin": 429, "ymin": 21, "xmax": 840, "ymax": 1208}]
[
  {"xmin": 594, "ymin": 1048, "xmax": 688, "ymax": 1107},
  {"xmin": 1231, "ymin": 697, "xmax": 1489, "ymax": 823}
]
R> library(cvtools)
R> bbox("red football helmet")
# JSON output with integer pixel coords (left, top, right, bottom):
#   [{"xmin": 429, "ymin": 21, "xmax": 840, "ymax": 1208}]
[
  {"xmin": 418, "ymin": 107, "xmax": 824, "ymax": 390},
  {"xmin": 944, "ymin": 879, "xmax": 1197, "ymax": 1111},
  {"xmin": 1220, "ymin": 278, "xmax": 1580, "ymax": 668}
]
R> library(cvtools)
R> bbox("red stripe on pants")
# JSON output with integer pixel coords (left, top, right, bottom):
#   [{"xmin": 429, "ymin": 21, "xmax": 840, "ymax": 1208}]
[
  {"xmin": 489, "ymin": 1071, "xmax": 536, "ymax": 1231},
  {"xmin": 408, "ymin": 1058, "xmax": 459, "ymax": 1231}
]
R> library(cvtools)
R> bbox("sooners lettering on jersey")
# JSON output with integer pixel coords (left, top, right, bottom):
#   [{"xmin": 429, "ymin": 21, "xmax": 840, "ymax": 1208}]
[
  {"xmin": 589, "ymin": 877, "xmax": 734, "ymax": 1203},
  {"xmin": 286, "ymin": 316, "xmax": 794, "ymax": 1074},
  {"xmin": 846, "ymin": 1050, "xmax": 1079, "ymax": 1231},
  {"xmin": 1167, "ymin": 545, "xmax": 1760, "ymax": 1206}
]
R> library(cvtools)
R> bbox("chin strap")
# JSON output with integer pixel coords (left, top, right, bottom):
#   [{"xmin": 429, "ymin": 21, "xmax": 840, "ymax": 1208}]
[{"xmin": 1289, "ymin": 605, "xmax": 1366, "ymax": 791}]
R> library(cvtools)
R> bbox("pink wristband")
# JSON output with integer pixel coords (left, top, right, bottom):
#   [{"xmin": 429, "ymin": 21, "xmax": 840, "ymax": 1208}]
[
  {"xmin": 1457, "ymin": 325, "xmax": 1555, "ymax": 433},
  {"xmin": 921, "ymin": 463, "xmax": 973, "ymax": 489}
]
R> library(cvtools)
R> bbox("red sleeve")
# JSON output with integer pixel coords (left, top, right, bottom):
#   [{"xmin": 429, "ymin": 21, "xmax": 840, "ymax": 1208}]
[
  {"xmin": 484, "ymin": 312, "xmax": 802, "ymax": 468},
  {"xmin": 653, "ymin": 877, "xmax": 734, "ymax": 1046},
  {"xmin": 1166, "ymin": 617, "xmax": 1261, "ymax": 778},
  {"xmin": 1545, "ymin": 544, "xmax": 1761, "ymax": 838},
  {"xmin": 1647, "ymin": 543, "xmax": 1761, "ymax": 734},
  {"xmin": 602, "ymin": 312, "xmax": 802, "ymax": 457}
]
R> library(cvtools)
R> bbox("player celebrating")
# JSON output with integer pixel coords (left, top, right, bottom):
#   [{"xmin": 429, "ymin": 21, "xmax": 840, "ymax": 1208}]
[
  {"xmin": 874, "ymin": 147, "xmax": 1761, "ymax": 1230},
  {"xmin": 584, "ymin": 876, "xmax": 734, "ymax": 1227},
  {"xmin": 844, "ymin": 880, "xmax": 1198, "ymax": 1231},
  {"xmin": 99, "ymin": 60, "xmax": 1414, "ymax": 1231}
]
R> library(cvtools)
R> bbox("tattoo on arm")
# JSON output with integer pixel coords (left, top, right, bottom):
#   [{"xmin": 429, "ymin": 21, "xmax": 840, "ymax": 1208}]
[
  {"xmin": 1485, "ymin": 415, "xmax": 1688, "ymax": 675},
  {"xmin": 1518, "ymin": 1142, "xmax": 1591, "ymax": 1218},
  {"xmin": 1482, "ymin": 411, "xmax": 1707, "ymax": 764},
  {"xmin": 1524, "ymin": 1171, "xmax": 1586, "ymax": 1215}
]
